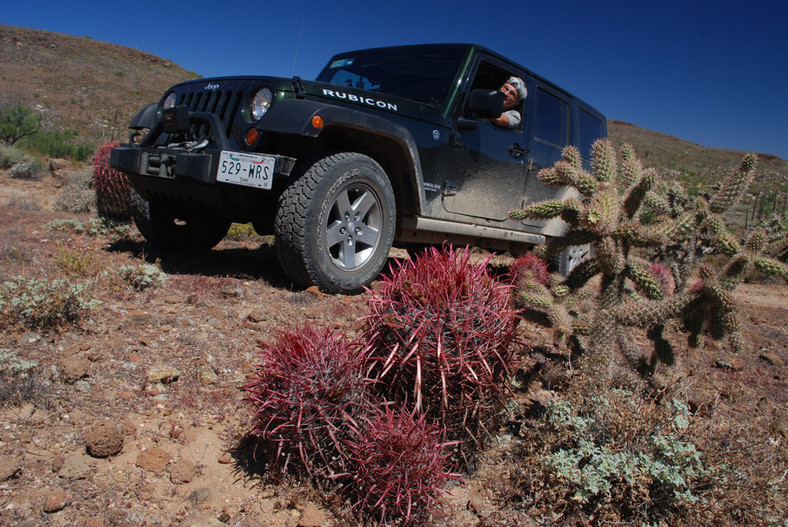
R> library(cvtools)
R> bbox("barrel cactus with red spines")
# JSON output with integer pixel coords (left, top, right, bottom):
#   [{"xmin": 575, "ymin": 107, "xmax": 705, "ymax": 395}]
[
  {"xmin": 361, "ymin": 245, "xmax": 521, "ymax": 463},
  {"xmin": 93, "ymin": 141, "xmax": 131, "ymax": 221},
  {"xmin": 346, "ymin": 405, "xmax": 461, "ymax": 526},
  {"xmin": 243, "ymin": 324, "xmax": 373, "ymax": 478}
]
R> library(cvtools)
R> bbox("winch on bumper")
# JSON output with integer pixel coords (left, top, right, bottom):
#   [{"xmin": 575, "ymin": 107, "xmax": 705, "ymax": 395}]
[{"xmin": 109, "ymin": 105, "xmax": 295, "ymax": 187}]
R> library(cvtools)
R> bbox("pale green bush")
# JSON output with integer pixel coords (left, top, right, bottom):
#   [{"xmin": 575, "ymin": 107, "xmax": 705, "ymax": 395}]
[{"xmin": 0, "ymin": 276, "xmax": 100, "ymax": 331}]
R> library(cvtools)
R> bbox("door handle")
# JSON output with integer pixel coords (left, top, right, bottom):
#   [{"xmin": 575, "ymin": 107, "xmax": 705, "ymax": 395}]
[{"xmin": 507, "ymin": 143, "xmax": 529, "ymax": 158}]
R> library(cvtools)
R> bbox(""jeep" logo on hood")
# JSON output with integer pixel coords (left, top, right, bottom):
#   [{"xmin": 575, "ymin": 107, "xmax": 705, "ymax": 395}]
[{"xmin": 204, "ymin": 83, "xmax": 220, "ymax": 91}]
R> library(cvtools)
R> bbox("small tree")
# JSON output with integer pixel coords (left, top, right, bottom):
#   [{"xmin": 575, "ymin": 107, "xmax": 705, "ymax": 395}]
[{"xmin": 0, "ymin": 104, "xmax": 41, "ymax": 145}]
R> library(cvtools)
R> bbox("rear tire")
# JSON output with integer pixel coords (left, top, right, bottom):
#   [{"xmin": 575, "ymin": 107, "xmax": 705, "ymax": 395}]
[
  {"xmin": 130, "ymin": 190, "xmax": 230, "ymax": 251},
  {"xmin": 275, "ymin": 153, "xmax": 396, "ymax": 294}
]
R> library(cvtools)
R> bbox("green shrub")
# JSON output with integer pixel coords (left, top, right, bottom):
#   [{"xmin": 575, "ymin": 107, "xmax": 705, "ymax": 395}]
[
  {"xmin": 0, "ymin": 142, "xmax": 27, "ymax": 169},
  {"xmin": 119, "ymin": 262, "xmax": 166, "ymax": 291},
  {"xmin": 44, "ymin": 218, "xmax": 131, "ymax": 239},
  {"xmin": 226, "ymin": 222, "xmax": 262, "ymax": 241},
  {"xmin": 0, "ymin": 103, "xmax": 40, "ymax": 145},
  {"xmin": 54, "ymin": 246, "xmax": 101, "ymax": 277},
  {"xmin": 18, "ymin": 129, "xmax": 93, "ymax": 161},
  {"xmin": 510, "ymin": 387, "xmax": 717, "ymax": 525},
  {"xmin": 0, "ymin": 276, "xmax": 100, "ymax": 331}
]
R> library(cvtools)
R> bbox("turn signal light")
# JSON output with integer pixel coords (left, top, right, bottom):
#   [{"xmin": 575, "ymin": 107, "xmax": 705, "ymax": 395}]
[
  {"xmin": 311, "ymin": 115, "xmax": 324, "ymax": 129},
  {"xmin": 245, "ymin": 128, "xmax": 259, "ymax": 145}
]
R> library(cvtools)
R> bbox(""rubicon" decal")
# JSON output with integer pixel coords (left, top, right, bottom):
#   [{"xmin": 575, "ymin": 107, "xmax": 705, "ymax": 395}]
[{"xmin": 321, "ymin": 89, "xmax": 398, "ymax": 112}]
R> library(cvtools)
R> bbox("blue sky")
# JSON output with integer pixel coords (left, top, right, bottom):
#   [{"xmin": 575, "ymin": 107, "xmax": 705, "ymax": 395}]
[{"xmin": 2, "ymin": 0, "xmax": 787, "ymax": 159}]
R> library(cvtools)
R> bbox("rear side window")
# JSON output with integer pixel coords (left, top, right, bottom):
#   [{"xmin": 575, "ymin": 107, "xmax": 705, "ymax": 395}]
[
  {"xmin": 578, "ymin": 108, "xmax": 604, "ymax": 160},
  {"xmin": 534, "ymin": 87, "xmax": 569, "ymax": 148}
]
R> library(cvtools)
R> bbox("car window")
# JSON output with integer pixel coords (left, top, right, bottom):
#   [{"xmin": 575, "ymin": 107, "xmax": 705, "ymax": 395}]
[
  {"xmin": 578, "ymin": 108, "xmax": 604, "ymax": 161},
  {"xmin": 467, "ymin": 60, "xmax": 526, "ymax": 132},
  {"xmin": 534, "ymin": 87, "xmax": 569, "ymax": 148}
]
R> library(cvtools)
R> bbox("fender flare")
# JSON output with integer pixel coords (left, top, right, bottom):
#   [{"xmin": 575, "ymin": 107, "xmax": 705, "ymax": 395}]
[{"xmin": 257, "ymin": 99, "xmax": 427, "ymax": 214}]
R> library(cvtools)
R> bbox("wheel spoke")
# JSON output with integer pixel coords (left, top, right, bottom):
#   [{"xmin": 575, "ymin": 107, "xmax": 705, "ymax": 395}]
[
  {"xmin": 351, "ymin": 190, "xmax": 377, "ymax": 219},
  {"xmin": 355, "ymin": 224, "xmax": 380, "ymax": 248},
  {"xmin": 334, "ymin": 190, "xmax": 353, "ymax": 217},
  {"xmin": 341, "ymin": 241, "xmax": 358, "ymax": 268},
  {"xmin": 325, "ymin": 220, "xmax": 346, "ymax": 248}
]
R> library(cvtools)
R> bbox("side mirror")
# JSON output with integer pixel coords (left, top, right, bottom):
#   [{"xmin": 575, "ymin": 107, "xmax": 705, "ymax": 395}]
[{"xmin": 466, "ymin": 89, "xmax": 505, "ymax": 119}]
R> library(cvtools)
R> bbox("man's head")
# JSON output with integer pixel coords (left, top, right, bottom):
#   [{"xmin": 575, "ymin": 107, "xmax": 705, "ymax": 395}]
[{"xmin": 500, "ymin": 76, "xmax": 527, "ymax": 109}]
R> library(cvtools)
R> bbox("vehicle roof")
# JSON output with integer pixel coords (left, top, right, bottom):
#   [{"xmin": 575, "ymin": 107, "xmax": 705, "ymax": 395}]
[{"xmin": 325, "ymin": 43, "xmax": 605, "ymax": 118}]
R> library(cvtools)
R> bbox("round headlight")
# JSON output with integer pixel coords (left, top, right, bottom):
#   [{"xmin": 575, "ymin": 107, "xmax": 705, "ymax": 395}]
[
  {"xmin": 163, "ymin": 92, "xmax": 177, "ymax": 109},
  {"xmin": 251, "ymin": 88, "xmax": 273, "ymax": 121}
]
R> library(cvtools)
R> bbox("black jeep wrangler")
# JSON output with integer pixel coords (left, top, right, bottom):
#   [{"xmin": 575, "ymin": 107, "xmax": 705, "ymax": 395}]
[{"xmin": 111, "ymin": 44, "xmax": 606, "ymax": 294}]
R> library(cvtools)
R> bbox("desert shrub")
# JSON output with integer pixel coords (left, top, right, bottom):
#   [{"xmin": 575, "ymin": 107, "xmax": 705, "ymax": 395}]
[
  {"xmin": 93, "ymin": 141, "xmax": 132, "ymax": 221},
  {"xmin": 0, "ymin": 349, "xmax": 37, "ymax": 376},
  {"xmin": 361, "ymin": 245, "xmax": 521, "ymax": 466},
  {"xmin": 346, "ymin": 406, "xmax": 461, "ymax": 526},
  {"xmin": 44, "ymin": 218, "xmax": 131, "ymax": 239},
  {"xmin": 509, "ymin": 387, "xmax": 718, "ymax": 525},
  {"xmin": 54, "ymin": 245, "xmax": 102, "ymax": 277},
  {"xmin": 0, "ymin": 349, "xmax": 47, "ymax": 407},
  {"xmin": 119, "ymin": 262, "xmax": 166, "ymax": 291},
  {"xmin": 0, "ymin": 142, "xmax": 27, "ymax": 169},
  {"xmin": 53, "ymin": 168, "xmax": 96, "ymax": 214},
  {"xmin": 9, "ymin": 158, "xmax": 42, "ymax": 180},
  {"xmin": 0, "ymin": 276, "xmax": 100, "ymax": 331},
  {"xmin": 18, "ymin": 129, "xmax": 93, "ymax": 161},
  {"xmin": 243, "ymin": 324, "xmax": 374, "ymax": 478}
]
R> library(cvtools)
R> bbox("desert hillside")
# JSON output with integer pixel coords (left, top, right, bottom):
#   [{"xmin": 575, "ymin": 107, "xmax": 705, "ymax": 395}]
[{"xmin": 0, "ymin": 25, "xmax": 198, "ymax": 144}]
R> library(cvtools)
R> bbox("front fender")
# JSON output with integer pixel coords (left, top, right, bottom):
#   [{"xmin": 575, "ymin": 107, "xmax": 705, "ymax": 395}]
[{"xmin": 258, "ymin": 99, "xmax": 427, "ymax": 213}]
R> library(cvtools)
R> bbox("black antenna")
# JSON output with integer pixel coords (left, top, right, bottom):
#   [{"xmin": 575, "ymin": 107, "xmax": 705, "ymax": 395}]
[{"xmin": 291, "ymin": 19, "xmax": 305, "ymax": 77}]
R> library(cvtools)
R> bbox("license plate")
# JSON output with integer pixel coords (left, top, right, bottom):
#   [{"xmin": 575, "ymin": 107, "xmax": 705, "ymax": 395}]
[{"xmin": 217, "ymin": 151, "xmax": 274, "ymax": 189}]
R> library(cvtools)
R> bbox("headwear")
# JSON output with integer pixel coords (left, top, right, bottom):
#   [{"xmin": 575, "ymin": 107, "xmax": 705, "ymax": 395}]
[{"xmin": 506, "ymin": 76, "xmax": 527, "ymax": 101}]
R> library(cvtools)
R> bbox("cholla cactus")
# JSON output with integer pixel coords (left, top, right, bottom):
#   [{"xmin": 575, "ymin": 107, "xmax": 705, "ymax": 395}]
[{"xmin": 509, "ymin": 141, "xmax": 788, "ymax": 376}]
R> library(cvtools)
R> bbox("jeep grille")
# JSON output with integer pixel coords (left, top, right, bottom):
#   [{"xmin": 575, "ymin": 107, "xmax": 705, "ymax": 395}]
[{"xmin": 175, "ymin": 89, "xmax": 244, "ymax": 140}]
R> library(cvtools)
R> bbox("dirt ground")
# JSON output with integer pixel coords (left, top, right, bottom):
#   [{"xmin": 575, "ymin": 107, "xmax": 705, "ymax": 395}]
[{"xmin": 0, "ymin": 165, "xmax": 786, "ymax": 526}]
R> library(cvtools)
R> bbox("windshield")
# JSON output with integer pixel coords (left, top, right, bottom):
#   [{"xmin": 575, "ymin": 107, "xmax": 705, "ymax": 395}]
[{"xmin": 315, "ymin": 45, "xmax": 470, "ymax": 106}]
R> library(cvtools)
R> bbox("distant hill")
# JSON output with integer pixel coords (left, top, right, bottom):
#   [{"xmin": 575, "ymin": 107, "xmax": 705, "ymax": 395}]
[
  {"xmin": 608, "ymin": 120, "xmax": 787, "ymax": 195},
  {"xmin": 1, "ymin": 25, "xmax": 786, "ymax": 193},
  {"xmin": 0, "ymin": 25, "xmax": 198, "ymax": 144}
]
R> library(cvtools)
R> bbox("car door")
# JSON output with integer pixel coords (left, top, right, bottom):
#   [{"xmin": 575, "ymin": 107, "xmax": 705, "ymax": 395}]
[{"xmin": 440, "ymin": 59, "xmax": 530, "ymax": 222}]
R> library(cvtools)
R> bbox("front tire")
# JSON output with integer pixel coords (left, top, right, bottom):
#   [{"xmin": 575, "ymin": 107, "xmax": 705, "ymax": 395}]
[
  {"xmin": 130, "ymin": 190, "xmax": 230, "ymax": 251},
  {"xmin": 275, "ymin": 153, "xmax": 396, "ymax": 294}
]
